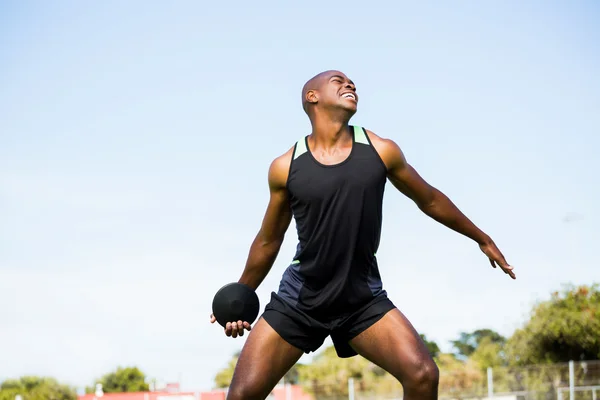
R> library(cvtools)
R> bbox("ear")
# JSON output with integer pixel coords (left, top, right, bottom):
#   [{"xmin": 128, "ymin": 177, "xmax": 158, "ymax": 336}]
[{"xmin": 306, "ymin": 89, "xmax": 318, "ymax": 105}]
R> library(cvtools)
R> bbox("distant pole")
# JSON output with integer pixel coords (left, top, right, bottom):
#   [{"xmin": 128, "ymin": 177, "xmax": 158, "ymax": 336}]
[
  {"xmin": 487, "ymin": 367, "xmax": 494, "ymax": 398},
  {"xmin": 348, "ymin": 378, "xmax": 355, "ymax": 400},
  {"xmin": 95, "ymin": 383, "xmax": 104, "ymax": 398},
  {"xmin": 569, "ymin": 360, "xmax": 574, "ymax": 399}
]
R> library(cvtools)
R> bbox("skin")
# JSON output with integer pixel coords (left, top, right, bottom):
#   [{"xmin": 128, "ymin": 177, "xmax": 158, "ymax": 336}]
[{"xmin": 210, "ymin": 70, "xmax": 515, "ymax": 399}]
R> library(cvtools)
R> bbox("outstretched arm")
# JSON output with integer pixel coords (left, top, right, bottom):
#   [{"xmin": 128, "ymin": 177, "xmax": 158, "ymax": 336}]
[
  {"xmin": 368, "ymin": 131, "xmax": 515, "ymax": 279},
  {"xmin": 238, "ymin": 153, "xmax": 293, "ymax": 290}
]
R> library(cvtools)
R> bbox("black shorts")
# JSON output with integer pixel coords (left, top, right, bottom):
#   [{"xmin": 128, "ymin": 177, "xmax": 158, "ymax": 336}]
[{"xmin": 262, "ymin": 292, "xmax": 396, "ymax": 358}]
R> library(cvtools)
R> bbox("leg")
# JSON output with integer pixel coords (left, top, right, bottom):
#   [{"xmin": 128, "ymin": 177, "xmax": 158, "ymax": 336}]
[
  {"xmin": 227, "ymin": 317, "xmax": 304, "ymax": 400},
  {"xmin": 349, "ymin": 308, "xmax": 439, "ymax": 399}
]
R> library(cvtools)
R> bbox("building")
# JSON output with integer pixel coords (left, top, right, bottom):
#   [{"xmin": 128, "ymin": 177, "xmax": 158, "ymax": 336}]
[{"xmin": 77, "ymin": 383, "xmax": 313, "ymax": 400}]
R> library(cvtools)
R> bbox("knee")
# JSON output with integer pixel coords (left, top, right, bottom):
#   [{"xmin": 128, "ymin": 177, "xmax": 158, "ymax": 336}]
[{"xmin": 408, "ymin": 358, "xmax": 439, "ymax": 391}]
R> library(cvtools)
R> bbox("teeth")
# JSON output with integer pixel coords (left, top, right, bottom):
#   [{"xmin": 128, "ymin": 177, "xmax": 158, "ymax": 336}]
[{"xmin": 343, "ymin": 93, "xmax": 355, "ymax": 100}]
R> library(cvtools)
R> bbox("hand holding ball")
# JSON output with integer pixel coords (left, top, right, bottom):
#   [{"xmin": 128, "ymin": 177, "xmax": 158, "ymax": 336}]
[{"xmin": 211, "ymin": 282, "xmax": 259, "ymax": 338}]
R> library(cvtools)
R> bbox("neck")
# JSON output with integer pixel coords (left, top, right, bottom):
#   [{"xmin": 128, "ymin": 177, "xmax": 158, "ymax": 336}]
[{"xmin": 309, "ymin": 110, "xmax": 352, "ymax": 147}]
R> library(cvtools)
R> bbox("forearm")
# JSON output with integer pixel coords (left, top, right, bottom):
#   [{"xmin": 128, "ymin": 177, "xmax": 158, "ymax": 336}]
[
  {"xmin": 238, "ymin": 235, "xmax": 283, "ymax": 290},
  {"xmin": 420, "ymin": 189, "xmax": 492, "ymax": 245}
]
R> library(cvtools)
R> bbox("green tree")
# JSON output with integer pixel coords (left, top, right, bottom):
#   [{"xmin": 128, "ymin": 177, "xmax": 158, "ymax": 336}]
[
  {"xmin": 469, "ymin": 336, "xmax": 507, "ymax": 370},
  {"xmin": 214, "ymin": 351, "xmax": 241, "ymax": 388},
  {"xmin": 506, "ymin": 284, "xmax": 600, "ymax": 365},
  {"xmin": 420, "ymin": 334, "xmax": 441, "ymax": 358},
  {"xmin": 436, "ymin": 353, "xmax": 486, "ymax": 396},
  {"xmin": 467, "ymin": 336, "xmax": 518, "ymax": 393},
  {"xmin": 0, "ymin": 376, "xmax": 76, "ymax": 400},
  {"xmin": 297, "ymin": 346, "xmax": 378, "ymax": 397},
  {"xmin": 87, "ymin": 366, "xmax": 149, "ymax": 393},
  {"xmin": 451, "ymin": 329, "xmax": 506, "ymax": 359}
]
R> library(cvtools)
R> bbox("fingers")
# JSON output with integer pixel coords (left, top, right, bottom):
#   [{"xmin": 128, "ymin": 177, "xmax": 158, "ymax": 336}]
[
  {"xmin": 501, "ymin": 265, "xmax": 516, "ymax": 279},
  {"xmin": 224, "ymin": 321, "xmax": 252, "ymax": 338},
  {"xmin": 225, "ymin": 321, "xmax": 239, "ymax": 337},
  {"xmin": 496, "ymin": 257, "xmax": 516, "ymax": 279},
  {"xmin": 503, "ymin": 264, "xmax": 516, "ymax": 280},
  {"xmin": 486, "ymin": 253, "xmax": 516, "ymax": 280},
  {"xmin": 210, "ymin": 314, "xmax": 216, "ymax": 324},
  {"xmin": 482, "ymin": 242, "xmax": 516, "ymax": 280},
  {"xmin": 493, "ymin": 258, "xmax": 516, "ymax": 280}
]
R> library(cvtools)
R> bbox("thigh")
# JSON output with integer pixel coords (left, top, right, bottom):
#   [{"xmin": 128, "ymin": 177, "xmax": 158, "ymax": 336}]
[
  {"xmin": 262, "ymin": 292, "xmax": 330, "ymax": 353},
  {"xmin": 228, "ymin": 317, "xmax": 304, "ymax": 400},
  {"xmin": 331, "ymin": 295, "xmax": 396, "ymax": 358},
  {"xmin": 348, "ymin": 308, "xmax": 433, "ymax": 381}
]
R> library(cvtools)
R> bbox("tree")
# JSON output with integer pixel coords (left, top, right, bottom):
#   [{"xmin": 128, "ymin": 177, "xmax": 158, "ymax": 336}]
[
  {"xmin": 420, "ymin": 334, "xmax": 441, "ymax": 358},
  {"xmin": 302, "ymin": 345, "xmax": 413, "ymax": 397},
  {"xmin": 296, "ymin": 345, "xmax": 411, "ymax": 398},
  {"xmin": 451, "ymin": 329, "xmax": 506, "ymax": 359},
  {"xmin": 467, "ymin": 336, "xmax": 517, "ymax": 393},
  {"xmin": 506, "ymin": 284, "xmax": 600, "ymax": 365},
  {"xmin": 214, "ymin": 351, "xmax": 241, "ymax": 388},
  {"xmin": 436, "ymin": 354, "xmax": 486, "ymax": 397},
  {"xmin": 87, "ymin": 366, "xmax": 149, "ymax": 393},
  {"xmin": 469, "ymin": 336, "xmax": 507, "ymax": 370},
  {"xmin": 0, "ymin": 376, "xmax": 76, "ymax": 400}
]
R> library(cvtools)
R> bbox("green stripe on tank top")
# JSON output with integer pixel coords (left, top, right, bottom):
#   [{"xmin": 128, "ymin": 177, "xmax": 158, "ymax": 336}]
[
  {"xmin": 353, "ymin": 125, "xmax": 369, "ymax": 145},
  {"xmin": 294, "ymin": 137, "xmax": 308, "ymax": 160},
  {"xmin": 291, "ymin": 259, "xmax": 300, "ymax": 264}
]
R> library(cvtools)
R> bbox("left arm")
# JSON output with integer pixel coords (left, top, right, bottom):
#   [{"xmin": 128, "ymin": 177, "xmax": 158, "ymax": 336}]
[
  {"xmin": 385, "ymin": 140, "xmax": 489, "ymax": 245},
  {"xmin": 368, "ymin": 130, "xmax": 515, "ymax": 279}
]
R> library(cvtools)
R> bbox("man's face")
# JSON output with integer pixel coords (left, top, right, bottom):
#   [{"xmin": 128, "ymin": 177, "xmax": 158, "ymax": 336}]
[{"xmin": 315, "ymin": 72, "xmax": 358, "ymax": 113}]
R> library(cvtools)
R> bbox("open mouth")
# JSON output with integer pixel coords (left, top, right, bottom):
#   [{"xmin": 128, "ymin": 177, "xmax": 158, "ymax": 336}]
[{"xmin": 341, "ymin": 92, "xmax": 357, "ymax": 101}]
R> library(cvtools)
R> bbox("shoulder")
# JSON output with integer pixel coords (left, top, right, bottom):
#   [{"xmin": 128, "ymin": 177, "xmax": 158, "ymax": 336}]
[
  {"xmin": 363, "ymin": 128, "xmax": 407, "ymax": 171},
  {"xmin": 268, "ymin": 145, "xmax": 295, "ymax": 190}
]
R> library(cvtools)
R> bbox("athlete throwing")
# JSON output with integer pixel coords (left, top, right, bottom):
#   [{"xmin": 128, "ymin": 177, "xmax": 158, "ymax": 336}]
[{"xmin": 210, "ymin": 70, "xmax": 515, "ymax": 400}]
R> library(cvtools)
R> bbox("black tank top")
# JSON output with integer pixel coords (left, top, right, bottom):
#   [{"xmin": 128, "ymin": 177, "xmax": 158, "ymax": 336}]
[{"xmin": 276, "ymin": 125, "xmax": 388, "ymax": 320}]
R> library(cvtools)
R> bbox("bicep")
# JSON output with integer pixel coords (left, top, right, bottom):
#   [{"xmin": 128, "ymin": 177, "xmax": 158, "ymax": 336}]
[
  {"xmin": 258, "ymin": 186, "xmax": 292, "ymax": 242},
  {"xmin": 257, "ymin": 155, "xmax": 293, "ymax": 242},
  {"xmin": 388, "ymin": 164, "xmax": 435, "ymax": 207},
  {"xmin": 384, "ymin": 141, "xmax": 436, "ymax": 208}
]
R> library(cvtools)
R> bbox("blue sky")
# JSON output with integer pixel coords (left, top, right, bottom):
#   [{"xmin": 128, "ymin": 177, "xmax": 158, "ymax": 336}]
[{"xmin": 1, "ymin": 0, "xmax": 599, "ymax": 392}]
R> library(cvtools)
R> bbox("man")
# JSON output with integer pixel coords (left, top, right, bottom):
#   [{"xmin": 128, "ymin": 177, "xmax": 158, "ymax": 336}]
[{"xmin": 210, "ymin": 70, "xmax": 515, "ymax": 400}]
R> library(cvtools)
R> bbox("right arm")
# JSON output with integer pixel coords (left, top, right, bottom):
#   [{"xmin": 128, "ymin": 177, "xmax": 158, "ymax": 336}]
[
  {"xmin": 211, "ymin": 149, "xmax": 293, "ymax": 337},
  {"xmin": 238, "ymin": 149, "xmax": 293, "ymax": 290}
]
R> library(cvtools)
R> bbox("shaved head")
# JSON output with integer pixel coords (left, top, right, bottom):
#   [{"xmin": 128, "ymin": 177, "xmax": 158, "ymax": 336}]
[
  {"xmin": 300, "ymin": 70, "xmax": 358, "ymax": 123},
  {"xmin": 302, "ymin": 70, "xmax": 349, "ymax": 113}
]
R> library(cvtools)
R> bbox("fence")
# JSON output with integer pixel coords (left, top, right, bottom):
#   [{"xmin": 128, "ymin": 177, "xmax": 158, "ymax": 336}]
[{"xmin": 290, "ymin": 360, "xmax": 600, "ymax": 400}]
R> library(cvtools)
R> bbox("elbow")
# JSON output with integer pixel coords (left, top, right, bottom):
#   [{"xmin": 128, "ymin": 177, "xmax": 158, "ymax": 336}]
[
  {"xmin": 256, "ymin": 233, "xmax": 285, "ymax": 252},
  {"xmin": 417, "ymin": 189, "xmax": 443, "ymax": 216},
  {"xmin": 418, "ymin": 193, "xmax": 437, "ymax": 212},
  {"xmin": 419, "ymin": 202, "xmax": 438, "ymax": 218},
  {"xmin": 263, "ymin": 238, "xmax": 284, "ymax": 251}
]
